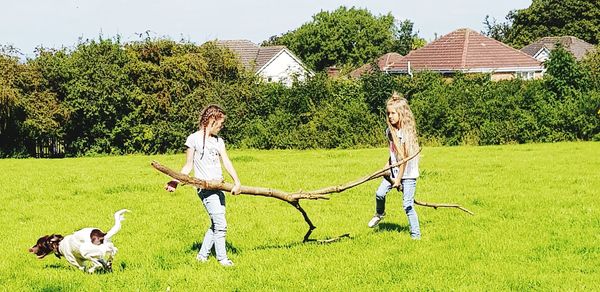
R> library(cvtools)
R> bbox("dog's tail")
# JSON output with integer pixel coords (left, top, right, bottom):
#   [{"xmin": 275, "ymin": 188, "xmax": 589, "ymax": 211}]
[{"xmin": 105, "ymin": 209, "xmax": 130, "ymax": 242}]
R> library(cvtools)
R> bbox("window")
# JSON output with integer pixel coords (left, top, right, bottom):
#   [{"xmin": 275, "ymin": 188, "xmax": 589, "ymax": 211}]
[{"xmin": 515, "ymin": 71, "xmax": 535, "ymax": 80}]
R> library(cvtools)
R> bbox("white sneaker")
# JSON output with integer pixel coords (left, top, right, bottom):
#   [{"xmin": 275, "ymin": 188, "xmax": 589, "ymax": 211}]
[
  {"xmin": 196, "ymin": 254, "xmax": 208, "ymax": 263},
  {"xmin": 219, "ymin": 259, "xmax": 234, "ymax": 267},
  {"xmin": 368, "ymin": 213, "xmax": 385, "ymax": 228}
]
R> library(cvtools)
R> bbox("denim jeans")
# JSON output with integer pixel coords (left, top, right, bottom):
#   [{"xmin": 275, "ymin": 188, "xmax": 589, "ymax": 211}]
[
  {"xmin": 197, "ymin": 189, "xmax": 228, "ymax": 261},
  {"xmin": 375, "ymin": 178, "xmax": 421, "ymax": 238}
]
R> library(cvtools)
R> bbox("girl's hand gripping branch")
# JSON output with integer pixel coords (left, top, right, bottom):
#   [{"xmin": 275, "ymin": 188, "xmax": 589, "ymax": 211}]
[
  {"xmin": 391, "ymin": 178, "xmax": 403, "ymax": 192},
  {"xmin": 165, "ymin": 179, "xmax": 179, "ymax": 192},
  {"xmin": 231, "ymin": 182, "xmax": 242, "ymax": 195}
]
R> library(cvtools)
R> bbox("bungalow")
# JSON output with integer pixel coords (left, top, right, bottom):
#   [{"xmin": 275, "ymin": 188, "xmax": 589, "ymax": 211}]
[
  {"xmin": 520, "ymin": 36, "xmax": 597, "ymax": 62},
  {"xmin": 216, "ymin": 40, "xmax": 311, "ymax": 86},
  {"xmin": 352, "ymin": 28, "xmax": 544, "ymax": 81}
]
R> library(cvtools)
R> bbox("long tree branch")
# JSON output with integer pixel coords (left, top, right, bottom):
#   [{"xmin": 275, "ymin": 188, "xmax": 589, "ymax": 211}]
[
  {"xmin": 150, "ymin": 151, "xmax": 419, "ymax": 202},
  {"xmin": 414, "ymin": 200, "xmax": 474, "ymax": 215},
  {"xmin": 151, "ymin": 150, "xmax": 472, "ymax": 242},
  {"xmin": 291, "ymin": 150, "xmax": 421, "ymax": 196}
]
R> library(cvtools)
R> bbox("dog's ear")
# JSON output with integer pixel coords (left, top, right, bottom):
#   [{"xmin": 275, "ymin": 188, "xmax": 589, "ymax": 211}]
[
  {"xmin": 50, "ymin": 234, "xmax": 64, "ymax": 242},
  {"xmin": 48, "ymin": 234, "xmax": 64, "ymax": 259},
  {"xmin": 35, "ymin": 235, "xmax": 50, "ymax": 244},
  {"xmin": 90, "ymin": 229, "xmax": 105, "ymax": 245}
]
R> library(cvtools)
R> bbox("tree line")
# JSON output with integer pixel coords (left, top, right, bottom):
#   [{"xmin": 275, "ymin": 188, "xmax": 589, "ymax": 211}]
[
  {"xmin": 1, "ymin": 37, "xmax": 598, "ymax": 157},
  {"xmin": 1, "ymin": 4, "xmax": 599, "ymax": 157},
  {"xmin": 484, "ymin": 0, "xmax": 600, "ymax": 48}
]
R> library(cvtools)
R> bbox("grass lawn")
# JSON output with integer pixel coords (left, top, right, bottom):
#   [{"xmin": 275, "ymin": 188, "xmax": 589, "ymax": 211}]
[{"xmin": 1, "ymin": 142, "xmax": 599, "ymax": 291}]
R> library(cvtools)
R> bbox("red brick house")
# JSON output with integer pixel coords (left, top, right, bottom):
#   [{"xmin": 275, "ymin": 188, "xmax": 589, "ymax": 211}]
[{"xmin": 352, "ymin": 28, "xmax": 544, "ymax": 81}]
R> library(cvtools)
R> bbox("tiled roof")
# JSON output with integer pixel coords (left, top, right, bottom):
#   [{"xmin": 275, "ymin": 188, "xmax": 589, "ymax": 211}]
[
  {"xmin": 215, "ymin": 40, "xmax": 287, "ymax": 72},
  {"xmin": 521, "ymin": 36, "xmax": 597, "ymax": 60},
  {"xmin": 215, "ymin": 40, "xmax": 259, "ymax": 70},
  {"xmin": 255, "ymin": 46, "xmax": 286, "ymax": 71},
  {"xmin": 387, "ymin": 28, "xmax": 543, "ymax": 73},
  {"xmin": 349, "ymin": 52, "xmax": 404, "ymax": 78}
]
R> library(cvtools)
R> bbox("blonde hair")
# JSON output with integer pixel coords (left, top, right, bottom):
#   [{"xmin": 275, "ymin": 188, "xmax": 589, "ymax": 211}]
[{"xmin": 386, "ymin": 92, "xmax": 420, "ymax": 157}]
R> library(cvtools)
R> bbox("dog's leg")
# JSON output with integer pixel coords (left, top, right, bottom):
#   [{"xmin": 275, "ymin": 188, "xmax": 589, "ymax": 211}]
[
  {"xmin": 63, "ymin": 254, "xmax": 86, "ymax": 272},
  {"xmin": 81, "ymin": 242, "xmax": 119, "ymax": 273},
  {"xmin": 86, "ymin": 259, "xmax": 103, "ymax": 274},
  {"xmin": 80, "ymin": 243, "xmax": 107, "ymax": 273},
  {"xmin": 105, "ymin": 209, "xmax": 130, "ymax": 242},
  {"xmin": 104, "ymin": 243, "xmax": 117, "ymax": 271},
  {"xmin": 82, "ymin": 249, "xmax": 104, "ymax": 273}
]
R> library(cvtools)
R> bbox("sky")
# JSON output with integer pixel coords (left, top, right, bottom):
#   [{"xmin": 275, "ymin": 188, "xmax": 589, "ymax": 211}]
[{"xmin": 1, "ymin": 0, "xmax": 532, "ymax": 59}]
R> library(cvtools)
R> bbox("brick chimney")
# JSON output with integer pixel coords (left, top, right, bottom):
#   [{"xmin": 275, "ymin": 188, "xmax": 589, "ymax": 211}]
[{"xmin": 326, "ymin": 66, "xmax": 340, "ymax": 77}]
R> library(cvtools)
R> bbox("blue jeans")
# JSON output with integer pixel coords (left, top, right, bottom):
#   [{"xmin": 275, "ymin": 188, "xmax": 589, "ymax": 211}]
[
  {"xmin": 375, "ymin": 178, "xmax": 421, "ymax": 238},
  {"xmin": 197, "ymin": 189, "xmax": 229, "ymax": 261}
]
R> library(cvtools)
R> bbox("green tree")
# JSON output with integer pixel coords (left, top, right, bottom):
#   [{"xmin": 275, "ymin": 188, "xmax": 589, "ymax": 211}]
[
  {"xmin": 121, "ymin": 38, "xmax": 255, "ymax": 154},
  {"xmin": 0, "ymin": 48, "xmax": 23, "ymax": 155},
  {"xmin": 266, "ymin": 6, "xmax": 416, "ymax": 71},
  {"xmin": 0, "ymin": 50, "xmax": 20, "ymax": 137},
  {"xmin": 17, "ymin": 58, "xmax": 69, "ymax": 154},
  {"xmin": 359, "ymin": 68, "xmax": 398, "ymax": 115},
  {"xmin": 391, "ymin": 20, "xmax": 427, "ymax": 55},
  {"xmin": 580, "ymin": 45, "xmax": 600, "ymax": 90},
  {"xmin": 0, "ymin": 46, "xmax": 70, "ymax": 157},
  {"xmin": 544, "ymin": 44, "xmax": 587, "ymax": 97},
  {"xmin": 37, "ymin": 37, "xmax": 136, "ymax": 155},
  {"xmin": 484, "ymin": 0, "xmax": 600, "ymax": 48}
]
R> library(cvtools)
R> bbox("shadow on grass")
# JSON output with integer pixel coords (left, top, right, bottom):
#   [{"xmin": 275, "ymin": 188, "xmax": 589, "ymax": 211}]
[
  {"xmin": 44, "ymin": 263, "xmax": 66, "ymax": 270},
  {"xmin": 252, "ymin": 241, "xmax": 305, "ymax": 251},
  {"xmin": 253, "ymin": 234, "xmax": 352, "ymax": 251},
  {"xmin": 44, "ymin": 263, "xmax": 114, "ymax": 274},
  {"xmin": 374, "ymin": 222, "xmax": 409, "ymax": 233},
  {"xmin": 190, "ymin": 240, "xmax": 240, "ymax": 254}
]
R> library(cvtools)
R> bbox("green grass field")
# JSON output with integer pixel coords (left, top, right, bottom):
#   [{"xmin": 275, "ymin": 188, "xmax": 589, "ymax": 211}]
[{"xmin": 1, "ymin": 142, "xmax": 599, "ymax": 291}]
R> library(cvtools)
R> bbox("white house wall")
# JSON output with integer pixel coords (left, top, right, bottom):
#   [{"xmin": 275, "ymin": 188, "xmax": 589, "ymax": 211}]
[
  {"xmin": 259, "ymin": 51, "xmax": 308, "ymax": 86},
  {"xmin": 533, "ymin": 48, "xmax": 550, "ymax": 62}
]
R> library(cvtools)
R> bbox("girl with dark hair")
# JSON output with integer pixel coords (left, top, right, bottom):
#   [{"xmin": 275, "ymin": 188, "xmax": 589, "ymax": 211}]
[{"xmin": 165, "ymin": 104, "xmax": 241, "ymax": 266}]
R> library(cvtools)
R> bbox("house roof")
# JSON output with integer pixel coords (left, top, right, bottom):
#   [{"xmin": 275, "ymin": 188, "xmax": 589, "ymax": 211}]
[
  {"xmin": 387, "ymin": 28, "xmax": 543, "ymax": 73},
  {"xmin": 255, "ymin": 46, "xmax": 287, "ymax": 70},
  {"xmin": 215, "ymin": 40, "xmax": 290, "ymax": 73},
  {"xmin": 520, "ymin": 36, "xmax": 597, "ymax": 60},
  {"xmin": 349, "ymin": 52, "xmax": 403, "ymax": 78},
  {"xmin": 215, "ymin": 40, "xmax": 260, "ymax": 70}
]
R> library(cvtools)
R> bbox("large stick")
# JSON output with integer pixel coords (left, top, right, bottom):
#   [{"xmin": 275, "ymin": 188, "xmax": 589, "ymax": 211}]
[
  {"xmin": 151, "ymin": 150, "xmax": 472, "ymax": 242},
  {"xmin": 288, "ymin": 150, "xmax": 420, "ymax": 197},
  {"xmin": 151, "ymin": 156, "xmax": 410, "ymax": 242},
  {"xmin": 150, "ymin": 164, "xmax": 330, "ymax": 203},
  {"xmin": 414, "ymin": 200, "xmax": 474, "ymax": 215},
  {"xmin": 152, "ymin": 161, "xmax": 329, "ymax": 242},
  {"xmin": 151, "ymin": 151, "xmax": 420, "ymax": 202}
]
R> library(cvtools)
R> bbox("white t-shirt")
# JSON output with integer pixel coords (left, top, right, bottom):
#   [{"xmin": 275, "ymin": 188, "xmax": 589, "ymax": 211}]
[
  {"xmin": 387, "ymin": 127, "xmax": 419, "ymax": 179},
  {"xmin": 185, "ymin": 131, "xmax": 225, "ymax": 180}
]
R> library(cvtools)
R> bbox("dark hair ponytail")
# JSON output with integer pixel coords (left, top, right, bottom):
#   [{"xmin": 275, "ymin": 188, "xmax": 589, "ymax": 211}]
[{"xmin": 198, "ymin": 104, "xmax": 226, "ymax": 159}]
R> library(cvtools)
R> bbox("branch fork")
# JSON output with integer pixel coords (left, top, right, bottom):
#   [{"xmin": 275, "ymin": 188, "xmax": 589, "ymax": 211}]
[{"xmin": 151, "ymin": 150, "xmax": 472, "ymax": 242}]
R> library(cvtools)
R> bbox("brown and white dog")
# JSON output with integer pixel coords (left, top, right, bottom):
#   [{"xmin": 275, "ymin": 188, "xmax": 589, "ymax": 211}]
[{"xmin": 29, "ymin": 209, "xmax": 130, "ymax": 273}]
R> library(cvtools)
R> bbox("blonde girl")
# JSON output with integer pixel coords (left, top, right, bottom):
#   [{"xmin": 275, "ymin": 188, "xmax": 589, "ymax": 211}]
[
  {"xmin": 165, "ymin": 104, "xmax": 241, "ymax": 266},
  {"xmin": 367, "ymin": 93, "xmax": 421, "ymax": 239}
]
